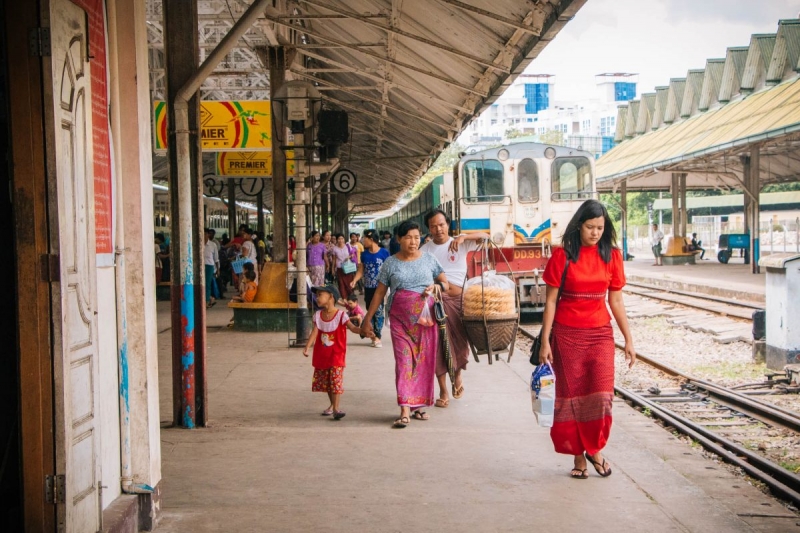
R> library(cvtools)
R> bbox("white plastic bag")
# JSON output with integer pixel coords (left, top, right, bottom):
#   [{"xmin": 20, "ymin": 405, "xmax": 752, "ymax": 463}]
[
  {"xmin": 416, "ymin": 299, "xmax": 434, "ymax": 327},
  {"xmin": 531, "ymin": 363, "xmax": 556, "ymax": 427}
]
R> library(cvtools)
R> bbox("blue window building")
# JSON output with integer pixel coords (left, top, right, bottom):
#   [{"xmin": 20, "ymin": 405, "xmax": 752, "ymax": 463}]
[{"xmin": 524, "ymin": 83, "xmax": 550, "ymax": 114}]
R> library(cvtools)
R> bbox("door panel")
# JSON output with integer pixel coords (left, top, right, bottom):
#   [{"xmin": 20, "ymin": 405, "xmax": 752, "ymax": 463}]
[{"xmin": 46, "ymin": 0, "xmax": 101, "ymax": 530}]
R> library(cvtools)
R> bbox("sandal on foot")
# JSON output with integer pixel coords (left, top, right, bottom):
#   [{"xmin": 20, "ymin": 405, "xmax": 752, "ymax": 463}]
[
  {"xmin": 570, "ymin": 468, "xmax": 589, "ymax": 479},
  {"xmin": 434, "ymin": 398, "xmax": 449, "ymax": 408},
  {"xmin": 411, "ymin": 411, "xmax": 429, "ymax": 421},
  {"xmin": 333, "ymin": 410, "xmax": 346, "ymax": 420},
  {"xmin": 452, "ymin": 383, "xmax": 464, "ymax": 399},
  {"xmin": 321, "ymin": 408, "xmax": 333, "ymax": 416},
  {"xmin": 393, "ymin": 417, "xmax": 410, "ymax": 428},
  {"xmin": 584, "ymin": 452, "xmax": 612, "ymax": 477}
]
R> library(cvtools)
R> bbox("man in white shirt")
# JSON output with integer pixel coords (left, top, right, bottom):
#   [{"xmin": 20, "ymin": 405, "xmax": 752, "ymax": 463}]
[
  {"xmin": 650, "ymin": 223, "xmax": 664, "ymax": 266},
  {"xmin": 421, "ymin": 209, "xmax": 489, "ymax": 407},
  {"xmin": 204, "ymin": 228, "xmax": 220, "ymax": 307}
]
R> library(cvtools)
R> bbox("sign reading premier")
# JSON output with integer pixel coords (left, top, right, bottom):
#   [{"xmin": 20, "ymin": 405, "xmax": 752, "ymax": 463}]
[
  {"xmin": 153, "ymin": 100, "xmax": 272, "ymax": 152},
  {"xmin": 216, "ymin": 152, "xmax": 295, "ymax": 176}
]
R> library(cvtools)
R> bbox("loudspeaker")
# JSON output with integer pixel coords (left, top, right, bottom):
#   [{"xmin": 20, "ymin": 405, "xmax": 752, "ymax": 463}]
[{"xmin": 317, "ymin": 109, "xmax": 349, "ymax": 145}]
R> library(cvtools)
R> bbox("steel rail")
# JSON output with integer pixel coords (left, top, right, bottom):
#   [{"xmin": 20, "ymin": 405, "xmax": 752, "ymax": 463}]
[
  {"xmin": 612, "ymin": 341, "xmax": 800, "ymax": 431},
  {"xmin": 518, "ymin": 327, "xmax": 800, "ymax": 430},
  {"xmin": 624, "ymin": 280, "xmax": 763, "ymax": 311},
  {"xmin": 616, "ymin": 385, "xmax": 800, "ymax": 507}
]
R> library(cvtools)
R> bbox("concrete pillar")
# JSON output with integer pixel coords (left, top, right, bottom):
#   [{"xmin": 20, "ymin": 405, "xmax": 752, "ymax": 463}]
[
  {"xmin": 106, "ymin": 0, "xmax": 163, "ymax": 521},
  {"xmin": 671, "ymin": 173, "xmax": 680, "ymax": 238},
  {"xmin": 163, "ymin": 0, "xmax": 207, "ymax": 427},
  {"xmin": 620, "ymin": 180, "xmax": 628, "ymax": 260},
  {"xmin": 742, "ymin": 156, "xmax": 751, "ymax": 240},
  {"xmin": 269, "ymin": 47, "xmax": 288, "ymax": 263}
]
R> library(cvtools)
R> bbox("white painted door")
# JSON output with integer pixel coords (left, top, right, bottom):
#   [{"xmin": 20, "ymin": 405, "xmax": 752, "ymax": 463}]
[{"xmin": 46, "ymin": 0, "xmax": 102, "ymax": 531}]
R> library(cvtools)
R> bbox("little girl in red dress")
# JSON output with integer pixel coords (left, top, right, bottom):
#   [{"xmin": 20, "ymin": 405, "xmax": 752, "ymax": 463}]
[{"xmin": 303, "ymin": 285, "xmax": 366, "ymax": 419}]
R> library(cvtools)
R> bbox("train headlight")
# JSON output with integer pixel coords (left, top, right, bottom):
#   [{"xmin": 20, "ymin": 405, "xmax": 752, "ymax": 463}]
[
  {"xmin": 544, "ymin": 147, "xmax": 556, "ymax": 160},
  {"xmin": 492, "ymin": 232, "xmax": 505, "ymax": 245},
  {"xmin": 498, "ymin": 148, "xmax": 509, "ymax": 161}
]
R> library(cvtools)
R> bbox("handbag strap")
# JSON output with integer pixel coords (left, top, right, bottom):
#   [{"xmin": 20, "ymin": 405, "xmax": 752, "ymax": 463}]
[{"xmin": 553, "ymin": 257, "xmax": 570, "ymax": 310}]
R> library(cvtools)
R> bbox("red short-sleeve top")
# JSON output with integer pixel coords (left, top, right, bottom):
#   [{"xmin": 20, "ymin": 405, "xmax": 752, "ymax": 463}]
[{"xmin": 542, "ymin": 246, "xmax": 625, "ymax": 328}]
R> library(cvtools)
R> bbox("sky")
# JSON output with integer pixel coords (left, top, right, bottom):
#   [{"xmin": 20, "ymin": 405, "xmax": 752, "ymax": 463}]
[{"xmin": 526, "ymin": 0, "xmax": 800, "ymax": 101}]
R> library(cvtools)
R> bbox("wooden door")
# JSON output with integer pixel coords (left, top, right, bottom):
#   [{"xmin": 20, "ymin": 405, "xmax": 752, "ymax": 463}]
[{"xmin": 44, "ymin": 0, "xmax": 102, "ymax": 530}]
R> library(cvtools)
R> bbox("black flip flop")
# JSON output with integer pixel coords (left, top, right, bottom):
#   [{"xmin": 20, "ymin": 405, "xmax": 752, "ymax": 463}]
[
  {"xmin": 570, "ymin": 468, "xmax": 589, "ymax": 479},
  {"xmin": 393, "ymin": 416, "xmax": 410, "ymax": 428},
  {"xmin": 411, "ymin": 411, "xmax": 429, "ymax": 421},
  {"xmin": 584, "ymin": 452, "xmax": 612, "ymax": 477}
]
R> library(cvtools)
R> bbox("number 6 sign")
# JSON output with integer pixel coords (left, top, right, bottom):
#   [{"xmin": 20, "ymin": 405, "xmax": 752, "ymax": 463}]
[{"xmin": 331, "ymin": 168, "xmax": 357, "ymax": 194}]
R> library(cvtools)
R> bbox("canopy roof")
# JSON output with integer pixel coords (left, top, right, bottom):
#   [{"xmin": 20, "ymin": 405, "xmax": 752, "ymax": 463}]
[
  {"xmin": 597, "ymin": 19, "xmax": 800, "ymax": 193},
  {"xmin": 147, "ymin": 0, "xmax": 587, "ymax": 213}
]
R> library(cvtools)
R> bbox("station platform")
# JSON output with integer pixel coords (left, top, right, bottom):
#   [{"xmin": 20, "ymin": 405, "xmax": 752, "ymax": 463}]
[
  {"xmin": 153, "ymin": 302, "xmax": 795, "ymax": 532},
  {"xmin": 622, "ymin": 253, "xmax": 765, "ymax": 304}
]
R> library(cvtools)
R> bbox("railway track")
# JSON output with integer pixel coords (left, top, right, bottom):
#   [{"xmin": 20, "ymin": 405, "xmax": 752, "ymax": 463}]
[
  {"xmin": 517, "ymin": 326, "xmax": 800, "ymax": 507},
  {"xmin": 622, "ymin": 281, "xmax": 762, "ymax": 321}
]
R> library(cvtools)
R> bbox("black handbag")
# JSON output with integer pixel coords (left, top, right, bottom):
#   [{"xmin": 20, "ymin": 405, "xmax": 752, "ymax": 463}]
[{"xmin": 529, "ymin": 259, "xmax": 570, "ymax": 365}]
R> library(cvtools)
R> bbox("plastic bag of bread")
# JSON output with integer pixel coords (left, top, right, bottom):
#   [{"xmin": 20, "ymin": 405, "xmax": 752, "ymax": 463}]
[{"xmin": 462, "ymin": 271, "xmax": 516, "ymax": 317}]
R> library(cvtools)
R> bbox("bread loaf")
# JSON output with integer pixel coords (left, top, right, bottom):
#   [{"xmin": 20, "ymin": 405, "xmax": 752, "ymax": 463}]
[{"xmin": 463, "ymin": 285, "xmax": 515, "ymax": 317}]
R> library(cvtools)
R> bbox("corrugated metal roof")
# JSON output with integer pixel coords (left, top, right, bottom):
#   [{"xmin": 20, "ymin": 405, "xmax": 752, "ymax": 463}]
[
  {"xmin": 767, "ymin": 21, "xmax": 797, "ymax": 83},
  {"xmin": 698, "ymin": 59, "xmax": 725, "ymax": 111},
  {"xmin": 741, "ymin": 34, "xmax": 776, "ymax": 92},
  {"xmin": 652, "ymin": 86, "xmax": 669, "ymax": 129},
  {"xmin": 680, "ymin": 70, "xmax": 704, "ymax": 118},
  {"xmin": 596, "ymin": 77, "xmax": 800, "ymax": 188},
  {"xmin": 663, "ymin": 78, "xmax": 686, "ymax": 124},
  {"xmin": 147, "ymin": 0, "xmax": 587, "ymax": 212},
  {"xmin": 652, "ymin": 191, "xmax": 800, "ymax": 210},
  {"xmin": 636, "ymin": 93, "xmax": 655, "ymax": 134},
  {"xmin": 719, "ymin": 47, "xmax": 749, "ymax": 102}
]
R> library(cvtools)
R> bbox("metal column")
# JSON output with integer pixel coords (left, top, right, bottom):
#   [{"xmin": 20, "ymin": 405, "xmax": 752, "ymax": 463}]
[
  {"xmin": 227, "ymin": 178, "xmax": 236, "ymax": 237},
  {"xmin": 679, "ymin": 173, "xmax": 687, "ymax": 238},
  {"xmin": 671, "ymin": 173, "xmax": 680, "ymax": 239},
  {"xmin": 620, "ymin": 179, "xmax": 628, "ymax": 260},
  {"xmin": 749, "ymin": 147, "xmax": 761, "ymax": 273},
  {"xmin": 163, "ymin": 0, "xmax": 204, "ymax": 428},
  {"xmin": 321, "ymin": 181, "xmax": 329, "ymax": 231},
  {"xmin": 257, "ymin": 190, "xmax": 265, "ymax": 237},
  {"xmin": 269, "ymin": 47, "xmax": 288, "ymax": 263}
]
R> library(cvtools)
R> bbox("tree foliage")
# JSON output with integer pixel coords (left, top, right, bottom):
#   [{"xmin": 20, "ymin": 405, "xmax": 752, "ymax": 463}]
[
  {"xmin": 537, "ymin": 128, "xmax": 565, "ymax": 146},
  {"xmin": 504, "ymin": 127, "xmax": 527, "ymax": 139},
  {"xmin": 410, "ymin": 142, "xmax": 464, "ymax": 196}
]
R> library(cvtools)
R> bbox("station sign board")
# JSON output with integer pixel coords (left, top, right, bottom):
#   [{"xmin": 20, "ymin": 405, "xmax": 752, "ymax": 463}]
[
  {"xmin": 215, "ymin": 152, "xmax": 295, "ymax": 176},
  {"xmin": 153, "ymin": 100, "xmax": 272, "ymax": 152}
]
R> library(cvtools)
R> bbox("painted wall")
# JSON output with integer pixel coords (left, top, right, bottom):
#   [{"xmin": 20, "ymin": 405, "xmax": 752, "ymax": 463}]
[{"xmin": 96, "ymin": 267, "xmax": 121, "ymax": 507}]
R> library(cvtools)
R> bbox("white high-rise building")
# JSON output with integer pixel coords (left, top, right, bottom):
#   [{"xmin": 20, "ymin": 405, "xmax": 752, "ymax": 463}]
[{"xmin": 463, "ymin": 73, "xmax": 638, "ymax": 157}]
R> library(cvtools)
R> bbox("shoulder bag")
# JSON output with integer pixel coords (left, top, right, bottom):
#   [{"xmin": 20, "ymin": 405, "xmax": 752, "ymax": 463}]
[{"xmin": 529, "ymin": 258, "xmax": 570, "ymax": 365}]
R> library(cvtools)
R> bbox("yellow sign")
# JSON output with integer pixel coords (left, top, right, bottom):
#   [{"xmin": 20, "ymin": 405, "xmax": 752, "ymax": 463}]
[
  {"xmin": 216, "ymin": 152, "xmax": 295, "ymax": 176},
  {"xmin": 153, "ymin": 100, "xmax": 272, "ymax": 152}
]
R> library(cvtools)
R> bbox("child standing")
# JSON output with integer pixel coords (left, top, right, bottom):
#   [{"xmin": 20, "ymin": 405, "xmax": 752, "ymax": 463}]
[
  {"xmin": 303, "ymin": 285, "xmax": 364, "ymax": 420},
  {"xmin": 344, "ymin": 293, "xmax": 365, "ymax": 327}
]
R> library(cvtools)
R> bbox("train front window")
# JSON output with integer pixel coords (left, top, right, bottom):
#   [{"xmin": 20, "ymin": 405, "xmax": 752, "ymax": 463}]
[
  {"xmin": 462, "ymin": 159, "xmax": 504, "ymax": 203},
  {"xmin": 517, "ymin": 158, "xmax": 539, "ymax": 203},
  {"xmin": 552, "ymin": 157, "xmax": 593, "ymax": 199}
]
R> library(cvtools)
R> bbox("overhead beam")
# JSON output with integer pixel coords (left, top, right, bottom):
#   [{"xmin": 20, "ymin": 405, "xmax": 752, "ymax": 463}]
[
  {"xmin": 290, "ymin": 70, "xmax": 457, "ymax": 131},
  {"xmin": 299, "ymin": 0, "xmax": 510, "ymax": 73},
  {"xmin": 263, "ymin": 13, "xmax": 488, "ymax": 96},
  {"xmin": 435, "ymin": 0, "xmax": 542, "ymax": 34},
  {"xmin": 298, "ymin": 48, "xmax": 473, "ymax": 113}
]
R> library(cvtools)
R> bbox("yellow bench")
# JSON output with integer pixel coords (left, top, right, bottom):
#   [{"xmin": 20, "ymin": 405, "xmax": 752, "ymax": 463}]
[{"xmin": 661, "ymin": 236, "xmax": 696, "ymax": 265}]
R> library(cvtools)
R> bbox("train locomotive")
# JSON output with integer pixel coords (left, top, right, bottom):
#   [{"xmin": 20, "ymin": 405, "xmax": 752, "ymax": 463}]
[{"xmin": 374, "ymin": 142, "xmax": 597, "ymax": 314}]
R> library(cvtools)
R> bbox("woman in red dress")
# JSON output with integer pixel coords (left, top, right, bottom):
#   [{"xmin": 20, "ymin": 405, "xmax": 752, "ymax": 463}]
[{"xmin": 538, "ymin": 200, "xmax": 636, "ymax": 479}]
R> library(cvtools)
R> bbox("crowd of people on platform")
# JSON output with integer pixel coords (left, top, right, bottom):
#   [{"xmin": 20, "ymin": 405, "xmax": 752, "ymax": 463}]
[{"xmin": 303, "ymin": 200, "xmax": 637, "ymax": 482}]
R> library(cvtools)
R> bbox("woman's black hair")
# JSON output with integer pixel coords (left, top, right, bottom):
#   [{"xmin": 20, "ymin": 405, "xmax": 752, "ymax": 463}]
[
  {"xmin": 424, "ymin": 209, "xmax": 450, "ymax": 228},
  {"xmin": 561, "ymin": 199, "xmax": 617, "ymax": 263},
  {"xmin": 396, "ymin": 220, "xmax": 420, "ymax": 238},
  {"xmin": 334, "ymin": 232, "xmax": 345, "ymax": 241},
  {"xmin": 362, "ymin": 229, "xmax": 379, "ymax": 242},
  {"xmin": 309, "ymin": 230, "xmax": 320, "ymax": 239}
]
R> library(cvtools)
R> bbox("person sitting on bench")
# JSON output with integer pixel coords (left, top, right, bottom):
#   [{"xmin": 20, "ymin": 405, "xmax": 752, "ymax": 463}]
[{"xmin": 690, "ymin": 233, "xmax": 705, "ymax": 260}]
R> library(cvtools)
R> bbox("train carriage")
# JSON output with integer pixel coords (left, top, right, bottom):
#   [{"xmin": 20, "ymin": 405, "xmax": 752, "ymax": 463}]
[{"xmin": 374, "ymin": 142, "xmax": 597, "ymax": 313}]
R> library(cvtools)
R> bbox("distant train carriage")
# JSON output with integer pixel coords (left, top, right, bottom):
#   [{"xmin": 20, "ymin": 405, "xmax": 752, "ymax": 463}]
[
  {"xmin": 153, "ymin": 186, "xmax": 264, "ymax": 239},
  {"xmin": 373, "ymin": 142, "xmax": 597, "ymax": 313}
]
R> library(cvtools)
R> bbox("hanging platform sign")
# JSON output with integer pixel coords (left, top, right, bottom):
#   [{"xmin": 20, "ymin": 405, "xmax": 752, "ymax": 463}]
[
  {"xmin": 153, "ymin": 100, "xmax": 272, "ymax": 152},
  {"xmin": 215, "ymin": 152, "xmax": 295, "ymax": 176}
]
